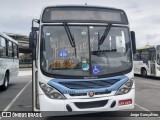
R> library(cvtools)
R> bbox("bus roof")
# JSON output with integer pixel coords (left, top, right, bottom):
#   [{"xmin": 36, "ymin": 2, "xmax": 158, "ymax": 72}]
[
  {"xmin": 40, "ymin": 5, "xmax": 128, "ymax": 24},
  {"xmin": 42, "ymin": 5, "xmax": 121, "ymax": 11},
  {"xmin": 0, "ymin": 32, "xmax": 18, "ymax": 44}
]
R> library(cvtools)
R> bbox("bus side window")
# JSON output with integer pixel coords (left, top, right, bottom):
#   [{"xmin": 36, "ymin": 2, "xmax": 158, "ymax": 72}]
[
  {"xmin": 157, "ymin": 54, "xmax": 160, "ymax": 64},
  {"xmin": 8, "ymin": 41, "xmax": 13, "ymax": 58},
  {"xmin": 0, "ymin": 37, "xmax": 7, "ymax": 57},
  {"xmin": 13, "ymin": 43, "xmax": 18, "ymax": 58},
  {"xmin": 141, "ymin": 49, "xmax": 149, "ymax": 60},
  {"xmin": 149, "ymin": 49, "xmax": 156, "ymax": 61},
  {"xmin": 133, "ymin": 51, "xmax": 141, "ymax": 61}
]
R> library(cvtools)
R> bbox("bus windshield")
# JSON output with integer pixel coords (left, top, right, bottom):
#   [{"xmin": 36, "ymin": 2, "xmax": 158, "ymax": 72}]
[
  {"xmin": 156, "ymin": 45, "xmax": 160, "ymax": 65},
  {"xmin": 157, "ymin": 51, "xmax": 160, "ymax": 65},
  {"xmin": 41, "ymin": 25, "xmax": 132, "ymax": 78}
]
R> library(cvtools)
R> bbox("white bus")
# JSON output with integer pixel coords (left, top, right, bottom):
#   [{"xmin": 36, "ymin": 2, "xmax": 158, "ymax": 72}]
[
  {"xmin": 0, "ymin": 33, "xmax": 19, "ymax": 91},
  {"xmin": 29, "ymin": 5, "xmax": 136, "ymax": 116},
  {"xmin": 134, "ymin": 45, "xmax": 160, "ymax": 77}
]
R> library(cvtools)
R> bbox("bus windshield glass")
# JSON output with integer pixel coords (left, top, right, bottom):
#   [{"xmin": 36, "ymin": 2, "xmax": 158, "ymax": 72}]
[{"xmin": 41, "ymin": 25, "xmax": 132, "ymax": 77}]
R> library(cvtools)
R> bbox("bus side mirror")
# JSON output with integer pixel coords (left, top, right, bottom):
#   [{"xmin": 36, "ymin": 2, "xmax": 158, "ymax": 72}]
[
  {"xmin": 29, "ymin": 30, "xmax": 38, "ymax": 49},
  {"xmin": 29, "ymin": 29, "xmax": 38, "ymax": 60},
  {"xmin": 29, "ymin": 32, "xmax": 33, "ymax": 48},
  {"xmin": 131, "ymin": 31, "xmax": 136, "ymax": 54}
]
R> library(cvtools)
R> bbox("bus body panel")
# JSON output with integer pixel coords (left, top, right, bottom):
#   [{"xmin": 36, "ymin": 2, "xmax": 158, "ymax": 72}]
[
  {"xmin": 0, "ymin": 59, "xmax": 19, "ymax": 85},
  {"xmin": 134, "ymin": 61, "xmax": 149, "ymax": 75},
  {"xmin": 37, "ymin": 66, "xmax": 134, "ymax": 114},
  {"xmin": 0, "ymin": 33, "xmax": 19, "ymax": 86},
  {"xmin": 156, "ymin": 64, "xmax": 160, "ymax": 77},
  {"xmin": 134, "ymin": 60, "xmax": 159, "ymax": 76},
  {"xmin": 13, "ymin": 59, "xmax": 19, "ymax": 77},
  {"xmin": 39, "ymin": 89, "xmax": 134, "ymax": 116}
]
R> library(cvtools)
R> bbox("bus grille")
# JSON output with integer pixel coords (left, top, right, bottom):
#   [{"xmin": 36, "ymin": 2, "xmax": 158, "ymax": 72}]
[
  {"xmin": 69, "ymin": 90, "xmax": 111, "ymax": 96},
  {"xmin": 59, "ymin": 79, "xmax": 119, "ymax": 89},
  {"xmin": 74, "ymin": 100, "xmax": 108, "ymax": 109}
]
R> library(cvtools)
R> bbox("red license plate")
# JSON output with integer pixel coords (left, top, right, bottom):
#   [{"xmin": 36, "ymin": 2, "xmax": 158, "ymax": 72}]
[{"xmin": 118, "ymin": 99, "xmax": 132, "ymax": 106}]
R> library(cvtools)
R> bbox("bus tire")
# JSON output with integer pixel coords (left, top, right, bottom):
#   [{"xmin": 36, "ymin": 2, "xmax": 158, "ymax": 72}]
[
  {"xmin": 0, "ymin": 73, "xmax": 9, "ymax": 91},
  {"xmin": 141, "ymin": 68, "xmax": 147, "ymax": 78}
]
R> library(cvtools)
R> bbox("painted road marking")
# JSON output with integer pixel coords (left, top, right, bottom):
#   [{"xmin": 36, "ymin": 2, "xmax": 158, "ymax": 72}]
[
  {"xmin": 0, "ymin": 80, "xmax": 32, "ymax": 120},
  {"xmin": 0, "ymin": 80, "xmax": 32, "ymax": 115},
  {"xmin": 3, "ymin": 80, "xmax": 32, "ymax": 111},
  {"xmin": 135, "ymin": 103, "xmax": 160, "ymax": 118},
  {"xmin": 135, "ymin": 103, "xmax": 150, "ymax": 112}
]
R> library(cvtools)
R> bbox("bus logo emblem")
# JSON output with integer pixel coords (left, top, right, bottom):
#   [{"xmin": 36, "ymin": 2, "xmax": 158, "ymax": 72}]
[{"xmin": 88, "ymin": 91, "xmax": 94, "ymax": 97}]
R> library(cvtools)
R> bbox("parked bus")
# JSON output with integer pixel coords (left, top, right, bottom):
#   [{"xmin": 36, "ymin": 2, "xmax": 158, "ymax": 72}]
[
  {"xmin": 29, "ymin": 5, "xmax": 136, "ymax": 116},
  {"xmin": 134, "ymin": 45, "xmax": 160, "ymax": 77},
  {"xmin": 0, "ymin": 33, "xmax": 19, "ymax": 91}
]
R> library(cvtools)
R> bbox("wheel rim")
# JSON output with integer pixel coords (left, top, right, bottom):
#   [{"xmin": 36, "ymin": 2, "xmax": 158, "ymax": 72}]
[
  {"xmin": 143, "ymin": 70, "xmax": 146, "ymax": 76},
  {"xmin": 4, "ymin": 76, "xmax": 8, "ymax": 87}
]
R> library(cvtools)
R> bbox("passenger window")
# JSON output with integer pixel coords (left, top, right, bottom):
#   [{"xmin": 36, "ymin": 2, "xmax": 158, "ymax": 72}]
[
  {"xmin": 0, "ymin": 37, "xmax": 7, "ymax": 57},
  {"xmin": 8, "ymin": 41, "xmax": 13, "ymax": 57},
  {"xmin": 13, "ymin": 43, "xmax": 18, "ymax": 58}
]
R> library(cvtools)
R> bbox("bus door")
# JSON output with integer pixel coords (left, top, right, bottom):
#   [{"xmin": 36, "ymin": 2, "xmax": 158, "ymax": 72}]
[{"xmin": 149, "ymin": 48, "xmax": 156, "ymax": 75}]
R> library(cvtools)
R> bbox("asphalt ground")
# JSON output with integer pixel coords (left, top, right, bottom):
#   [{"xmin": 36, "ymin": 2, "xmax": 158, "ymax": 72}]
[{"xmin": 0, "ymin": 70, "xmax": 160, "ymax": 120}]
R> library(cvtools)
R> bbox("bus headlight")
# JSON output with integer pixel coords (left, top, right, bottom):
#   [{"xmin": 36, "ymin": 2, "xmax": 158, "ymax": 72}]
[
  {"xmin": 115, "ymin": 79, "xmax": 133, "ymax": 95},
  {"xmin": 39, "ymin": 82, "xmax": 66, "ymax": 99}
]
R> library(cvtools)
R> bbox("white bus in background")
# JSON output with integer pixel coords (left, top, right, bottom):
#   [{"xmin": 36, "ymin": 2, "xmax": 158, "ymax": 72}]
[
  {"xmin": 29, "ymin": 5, "xmax": 136, "ymax": 116},
  {"xmin": 0, "ymin": 33, "xmax": 19, "ymax": 91},
  {"xmin": 134, "ymin": 45, "xmax": 160, "ymax": 77}
]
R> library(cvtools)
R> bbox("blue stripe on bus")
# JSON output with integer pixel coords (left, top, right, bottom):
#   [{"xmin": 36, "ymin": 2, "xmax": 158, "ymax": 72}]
[{"xmin": 47, "ymin": 75, "xmax": 129, "ymax": 94}]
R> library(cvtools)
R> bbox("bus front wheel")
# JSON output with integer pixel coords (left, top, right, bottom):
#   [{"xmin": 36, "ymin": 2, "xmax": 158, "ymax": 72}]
[
  {"xmin": 0, "ymin": 73, "xmax": 9, "ymax": 91},
  {"xmin": 141, "ymin": 68, "xmax": 147, "ymax": 78}
]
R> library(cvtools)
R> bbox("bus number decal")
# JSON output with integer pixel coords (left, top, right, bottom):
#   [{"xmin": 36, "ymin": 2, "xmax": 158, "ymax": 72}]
[{"xmin": 59, "ymin": 50, "xmax": 68, "ymax": 57}]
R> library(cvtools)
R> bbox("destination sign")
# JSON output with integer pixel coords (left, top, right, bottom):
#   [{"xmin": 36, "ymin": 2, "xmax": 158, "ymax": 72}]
[{"xmin": 42, "ymin": 6, "xmax": 128, "ymax": 24}]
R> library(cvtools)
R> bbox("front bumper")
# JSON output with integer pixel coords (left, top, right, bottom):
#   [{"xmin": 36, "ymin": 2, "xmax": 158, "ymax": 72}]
[{"xmin": 39, "ymin": 88, "xmax": 135, "ymax": 116}]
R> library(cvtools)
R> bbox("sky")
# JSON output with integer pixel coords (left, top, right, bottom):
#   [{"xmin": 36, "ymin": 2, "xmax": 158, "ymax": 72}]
[{"xmin": 0, "ymin": 0, "xmax": 160, "ymax": 48}]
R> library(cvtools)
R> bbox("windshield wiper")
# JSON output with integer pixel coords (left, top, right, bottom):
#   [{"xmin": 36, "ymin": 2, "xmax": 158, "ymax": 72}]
[
  {"xmin": 98, "ymin": 23, "xmax": 112, "ymax": 45},
  {"xmin": 63, "ymin": 22, "xmax": 77, "ymax": 57}
]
